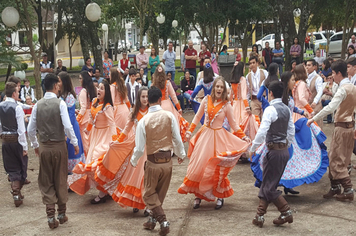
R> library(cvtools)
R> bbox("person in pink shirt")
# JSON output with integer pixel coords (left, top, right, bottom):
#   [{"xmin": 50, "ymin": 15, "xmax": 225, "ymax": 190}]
[{"xmin": 136, "ymin": 46, "xmax": 149, "ymax": 76}]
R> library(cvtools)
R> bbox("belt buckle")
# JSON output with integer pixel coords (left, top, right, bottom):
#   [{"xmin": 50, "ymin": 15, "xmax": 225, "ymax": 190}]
[
  {"xmin": 347, "ymin": 122, "xmax": 354, "ymax": 128},
  {"xmin": 155, "ymin": 157, "xmax": 167, "ymax": 163},
  {"xmin": 267, "ymin": 142, "xmax": 274, "ymax": 149}
]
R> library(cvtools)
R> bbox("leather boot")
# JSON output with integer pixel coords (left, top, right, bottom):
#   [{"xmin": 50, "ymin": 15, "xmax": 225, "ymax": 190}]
[
  {"xmin": 143, "ymin": 209, "xmax": 157, "ymax": 230},
  {"xmin": 272, "ymin": 195, "xmax": 293, "ymax": 225},
  {"xmin": 323, "ymin": 179, "xmax": 341, "ymax": 199},
  {"xmin": 46, "ymin": 204, "xmax": 59, "ymax": 229},
  {"xmin": 336, "ymin": 177, "xmax": 354, "ymax": 202},
  {"xmin": 152, "ymin": 206, "xmax": 170, "ymax": 236},
  {"xmin": 57, "ymin": 204, "xmax": 68, "ymax": 224},
  {"xmin": 252, "ymin": 198, "xmax": 268, "ymax": 228},
  {"xmin": 11, "ymin": 181, "xmax": 23, "ymax": 207}
]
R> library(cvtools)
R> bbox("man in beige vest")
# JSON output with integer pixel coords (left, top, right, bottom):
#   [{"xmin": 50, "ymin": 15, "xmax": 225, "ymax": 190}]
[
  {"xmin": 306, "ymin": 59, "xmax": 323, "ymax": 127},
  {"xmin": 130, "ymin": 86, "xmax": 186, "ymax": 236},
  {"xmin": 246, "ymin": 55, "xmax": 268, "ymax": 120},
  {"xmin": 307, "ymin": 60, "xmax": 356, "ymax": 202},
  {"xmin": 28, "ymin": 73, "xmax": 79, "ymax": 229}
]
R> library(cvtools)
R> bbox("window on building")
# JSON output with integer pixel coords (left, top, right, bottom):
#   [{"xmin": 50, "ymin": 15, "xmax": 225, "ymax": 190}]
[{"xmin": 18, "ymin": 31, "xmax": 28, "ymax": 47}]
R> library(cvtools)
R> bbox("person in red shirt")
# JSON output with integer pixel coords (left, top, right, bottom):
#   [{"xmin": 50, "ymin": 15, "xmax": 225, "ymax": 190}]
[
  {"xmin": 198, "ymin": 44, "xmax": 211, "ymax": 71},
  {"xmin": 234, "ymin": 47, "xmax": 242, "ymax": 61},
  {"xmin": 185, "ymin": 40, "xmax": 198, "ymax": 82},
  {"xmin": 305, "ymin": 34, "xmax": 310, "ymax": 51}
]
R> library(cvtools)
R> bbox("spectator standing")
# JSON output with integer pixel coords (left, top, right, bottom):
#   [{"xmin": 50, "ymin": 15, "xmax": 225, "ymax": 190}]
[
  {"xmin": 102, "ymin": 50, "xmax": 113, "ymax": 80},
  {"xmin": 136, "ymin": 46, "xmax": 149, "ymax": 76},
  {"xmin": 211, "ymin": 45, "xmax": 219, "ymax": 74},
  {"xmin": 185, "ymin": 40, "xmax": 198, "ymax": 80},
  {"xmin": 348, "ymin": 35, "xmax": 356, "ymax": 48},
  {"xmin": 262, "ymin": 42, "xmax": 273, "ymax": 70},
  {"xmin": 118, "ymin": 52, "xmax": 130, "ymax": 74},
  {"xmin": 81, "ymin": 57, "xmax": 93, "ymax": 72},
  {"xmin": 149, "ymin": 47, "xmax": 160, "ymax": 77},
  {"xmin": 181, "ymin": 45, "xmax": 188, "ymax": 72},
  {"xmin": 55, "ymin": 59, "xmax": 67, "ymax": 75},
  {"xmin": 272, "ymin": 41, "xmax": 284, "ymax": 76},
  {"xmin": 309, "ymin": 32, "xmax": 316, "ymax": 54},
  {"xmin": 220, "ymin": 45, "xmax": 228, "ymax": 55},
  {"xmin": 198, "ymin": 44, "xmax": 211, "ymax": 71},
  {"xmin": 305, "ymin": 34, "xmax": 310, "ymax": 51},
  {"xmin": 234, "ymin": 46, "xmax": 242, "ymax": 61},
  {"xmin": 347, "ymin": 45, "xmax": 356, "ymax": 59},
  {"xmin": 40, "ymin": 53, "xmax": 54, "ymax": 96},
  {"xmin": 92, "ymin": 68, "xmax": 104, "ymax": 84},
  {"xmin": 290, "ymin": 37, "xmax": 302, "ymax": 65},
  {"xmin": 20, "ymin": 78, "xmax": 35, "ymax": 103},
  {"xmin": 163, "ymin": 42, "xmax": 177, "ymax": 81}
]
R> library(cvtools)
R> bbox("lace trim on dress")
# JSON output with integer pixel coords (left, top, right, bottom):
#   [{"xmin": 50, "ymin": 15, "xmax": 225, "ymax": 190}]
[{"xmin": 210, "ymin": 101, "xmax": 229, "ymax": 126}]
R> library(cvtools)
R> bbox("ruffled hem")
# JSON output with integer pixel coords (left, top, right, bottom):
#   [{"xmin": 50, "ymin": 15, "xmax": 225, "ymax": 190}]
[
  {"xmin": 179, "ymin": 116, "xmax": 189, "ymax": 142},
  {"xmin": 251, "ymin": 121, "xmax": 329, "ymax": 189},
  {"xmin": 111, "ymin": 182, "xmax": 146, "ymax": 209}
]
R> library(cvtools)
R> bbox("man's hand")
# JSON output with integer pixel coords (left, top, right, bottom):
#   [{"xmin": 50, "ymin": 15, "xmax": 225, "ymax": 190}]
[
  {"xmin": 249, "ymin": 151, "xmax": 255, "ymax": 157},
  {"xmin": 306, "ymin": 119, "xmax": 314, "ymax": 127},
  {"xmin": 185, "ymin": 133, "xmax": 191, "ymax": 143},
  {"xmin": 23, "ymin": 150, "xmax": 28, "ymax": 156},
  {"xmin": 34, "ymin": 148, "xmax": 40, "ymax": 157},
  {"xmin": 311, "ymin": 103, "xmax": 316, "ymax": 109},
  {"xmin": 178, "ymin": 158, "xmax": 184, "ymax": 164},
  {"xmin": 246, "ymin": 107, "xmax": 252, "ymax": 115},
  {"xmin": 74, "ymin": 146, "xmax": 79, "ymax": 155},
  {"xmin": 242, "ymin": 136, "xmax": 251, "ymax": 143}
]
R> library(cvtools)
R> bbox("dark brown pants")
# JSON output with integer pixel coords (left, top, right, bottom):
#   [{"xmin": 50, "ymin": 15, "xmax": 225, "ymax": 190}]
[
  {"xmin": 258, "ymin": 149, "xmax": 289, "ymax": 202},
  {"xmin": 38, "ymin": 141, "xmax": 68, "ymax": 205},
  {"xmin": 143, "ymin": 160, "xmax": 172, "ymax": 210},
  {"xmin": 2, "ymin": 142, "xmax": 28, "ymax": 182}
]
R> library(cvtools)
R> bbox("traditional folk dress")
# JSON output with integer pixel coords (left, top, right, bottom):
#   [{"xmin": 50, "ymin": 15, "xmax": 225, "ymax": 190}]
[
  {"xmin": 76, "ymin": 88, "xmax": 91, "ymax": 155},
  {"xmin": 62, "ymin": 94, "xmax": 85, "ymax": 173},
  {"xmin": 68, "ymin": 99, "xmax": 116, "ymax": 195},
  {"xmin": 94, "ymin": 107, "xmax": 149, "ymax": 209},
  {"xmin": 178, "ymin": 95, "xmax": 250, "ymax": 202},
  {"xmin": 110, "ymin": 82, "xmax": 131, "ymax": 130},
  {"xmin": 159, "ymin": 80, "xmax": 189, "ymax": 141},
  {"xmin": 251, "ymin": 96, "xmax": 328, "ymax": 189}
]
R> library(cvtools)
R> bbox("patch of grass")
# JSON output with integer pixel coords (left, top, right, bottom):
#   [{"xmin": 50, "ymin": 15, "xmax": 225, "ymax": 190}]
[{"xmin": 0, "ymin": 76, "xmax": 36, "ymax": 92}]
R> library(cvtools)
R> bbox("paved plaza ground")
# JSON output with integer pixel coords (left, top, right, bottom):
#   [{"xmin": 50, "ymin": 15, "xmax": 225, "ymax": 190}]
[{"xmin": 1, "ymin": 110, "xmax": 356, "ymax": 236}]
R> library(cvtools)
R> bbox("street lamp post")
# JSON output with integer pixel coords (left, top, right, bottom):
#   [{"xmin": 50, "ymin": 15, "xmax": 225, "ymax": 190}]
[
  {"xmin": 1, "ymin": 7, "xmax": 20, "ymax": 27},
  {"xmin": 156, "ymin": 14, "xmax": 165, "ymax": 52},
  {"xmin": 102, "ymin": 23, "xmax": 108, "ymax": 51}
]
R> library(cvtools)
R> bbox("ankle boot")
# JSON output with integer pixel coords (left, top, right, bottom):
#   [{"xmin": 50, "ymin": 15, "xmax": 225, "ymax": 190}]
[
  {"xmin": 143, "ymin": 216, "xmax": 157, "ymax": 230},
  {"xmin": 152, "ymin": 206, "xmax": 170, "ymax": 235},
  {"xmin": 11, "ymin": 181, "xmax": 23, "ymax": 207},
  {"xmin": 336, "ymin": 177, "xmax": 354, "ymax": 202},
  {"xmin": 272, "ymin": 195, "xmax": 293, "ymax": 225},
  {"xmin": 46, "ymin": 204, "xmax": 59, "ymax": 229},
  {"xmin": 57, "ymin": 204, "xmax": 68, "ymax": 224},
  {"xmin": 323, "ymin": 179, "xmax": 341, "ymax": 199},
  {"xmin": 252, "ymin": 198, "xmax": 268, "ymax": 228}
]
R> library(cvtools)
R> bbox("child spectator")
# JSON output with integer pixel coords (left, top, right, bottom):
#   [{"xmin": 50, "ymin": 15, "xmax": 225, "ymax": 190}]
[{"xmin": 20, "ymin": 78, "xmax": 36, "ymax": 103}]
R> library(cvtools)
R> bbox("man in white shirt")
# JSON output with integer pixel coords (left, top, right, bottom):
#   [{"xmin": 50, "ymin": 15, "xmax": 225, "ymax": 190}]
[
  {"xmin": 162, "ymin": 41, "xmax": 176, "ymax": 82},
  {"xmin": 250, "ymin": 81, "xmax": 295, "ymax": 227},
  {"xmin": 28, "ymin": 73, "xmax": 79, "ymax": 229},
  {"xmin": 0, "ymin": 82, "xmax": 28, "ymax": 207},
  {"xmin": 131, "ymin": 86, "xmax": 185, "ymax": 235},
  {"xmin": 306, "ymin": 59, "xmax": 323, "ymax": 127},
  {"xmin": 126, "ymin": 68, "xmax": 141, "ymax": 106},
  {"xmin": 246, "ymin": 55, "xmax": 268, "ymax": 120},
  {"xmin": 346, "ymin": 57, "xmax": 356, "ymax": 85},
  {"xmin": 307, "ymin": 60, "xmax": 356, "ymax": 202},
  {"xmin": 40, "ymin": 53, "xmax": 54, "ymax": 96}
]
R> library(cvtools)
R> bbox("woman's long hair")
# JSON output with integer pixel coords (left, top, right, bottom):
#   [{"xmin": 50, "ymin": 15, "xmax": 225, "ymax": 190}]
[
  {"xmin": 131, "ymin": 86, "xmax": 149, "ymax": 121},
  {"xmin": 264, "ymin": 62, "xmax": 279, "ymax": 89},
  {"xmin": 230, "ymin": 62, "xmax": 244, "ymax": 84},
  {"xmin": 203, "ymin": 65, "xmax": 214, "ymax": 84},
  {"xmin": 323, "ymin": 59, "xmax": 331, "ymax": 71},
  {"xmin": 293, "ymin": 64, "xmax": 308, "ymax": 82},
  {"xmin": 281, "ymin": 71, "xmax": 293, "ymax": 106},
  {"xmin": 58, "ymin": 71, "xmax": 76, "ymax": 99},
  {"xmin": 252, "ymin": 44, "xmax": 259, "ymax": 54},
  {"xmin": 152, "ymin": 65, "xmax": 166, "ymax": 89},
  {"xmin": 211, "ymin": 76, "xmax": 228, "ymax": 102},
  {"xmin": 220, "ymin": 45, "xmax": 227, "ymax": 54},
  {"xmin": 94, "ymin": 79, "xmax": 113, "ymax": 110},
  {"xmin": 110, "ymin": 67, "xmax": 127, "ymax": 101},
  {"xmin": 80, "ymin": 71, "xmax": 96, "ymax": 101}
]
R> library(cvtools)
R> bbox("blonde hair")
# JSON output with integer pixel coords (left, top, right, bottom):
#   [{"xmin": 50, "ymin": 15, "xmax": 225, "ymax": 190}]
[{"xmin": 211, "ymin": 76, "xmax": 228, "ymax": 102}]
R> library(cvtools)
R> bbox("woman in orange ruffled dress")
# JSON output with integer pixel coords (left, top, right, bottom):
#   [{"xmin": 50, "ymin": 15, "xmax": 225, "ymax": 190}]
[
  {"xmin": 68, "ymin": 80, "xmax": 117, "ymax": 203},
  {"xmin": 152, "ymin": 65, "xmax": 189, "ymax": 141},
  {"xmin": 178, "ymin": 77, "xmax": 251, "ymax": 209},
  {"xmin": 94, "ymin": 87, "xmax": 149, "ymax": 214},
  {"xmin": 109, "ymin": 68, "xmax": 131, "ymax": 130},
  {"xmin": 76, "ymin": 71, "xmax": 96, "ymax": 155}
]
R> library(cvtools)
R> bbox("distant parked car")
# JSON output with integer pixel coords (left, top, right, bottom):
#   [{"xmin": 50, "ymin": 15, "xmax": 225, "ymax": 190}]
[
  {"xmin": 192, "ymin": 38, "xmax": 199, "ymax": 45},
  {"xmin": 256, "ymin": 34, "xmax": 284, "ymax": 51},
  {"xmin": 327, "ymin": 31, "xmax": 356, "ymax": 54}
]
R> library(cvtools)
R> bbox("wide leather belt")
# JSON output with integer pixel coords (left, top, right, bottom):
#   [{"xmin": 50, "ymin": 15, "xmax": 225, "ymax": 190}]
[
  {"xmin": 251, "ymin": 95, "xmax": 258, "ymax": 100},
  {"xmin": 334, "ymin": 121, "xmax": 355, "ymax": 129},
  {"xmin": 267, "ymin": 142, "xmax": 288, "ymax": 150},
  {"xmin": 147, "ymin": 151, "xmax": 171, "ymax": 164},
  {"xmin": 1, "ymin": 134, "xmax": 18, "ymax": 143}
]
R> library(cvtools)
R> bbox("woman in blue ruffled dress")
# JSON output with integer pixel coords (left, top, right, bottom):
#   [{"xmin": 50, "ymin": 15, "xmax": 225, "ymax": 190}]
[
  {"xmin": 251, "ymin": 71, "xmax": 329, "ymax": 194},
  {"xmin": 58, "ymin": 72, "xmax": 85, "ymax": 174}
]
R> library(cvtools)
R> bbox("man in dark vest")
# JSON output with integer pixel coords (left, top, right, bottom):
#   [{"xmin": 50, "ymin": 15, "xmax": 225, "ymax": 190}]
[
  {"xmin": 28, "ymin": 73, "xmax": 79, "ymax": 229},
  {"xmin": 250, "ymin": 81, "xmax": 295, "ymax": 228},
  {"xmin": 0, "ymin": 82, "xmax": 28, "ymax": 207},
  {"xmin": 126, "ymin": 68, "xmax": 141, "ymax": 106},
  {"xmin": 131, "ymin": 86, "xmax": 186, "ymax": 236}
]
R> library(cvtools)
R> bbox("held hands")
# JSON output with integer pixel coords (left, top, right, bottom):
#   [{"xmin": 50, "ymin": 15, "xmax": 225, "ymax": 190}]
[
  {"xmin": 178, "ymin": 157, "xmax": 184, "ymax": 164},
  {"xmin": 178, "ymin": 109, "xmax": 182, "ymax": 115},
  {"xmin": 74, "ymin": 146, "xmax": 79, "ymax": 155},
  {"xmin": 311, "ymin": 103, "xmax": 316, "ymax": 109},
  {"xmin": 242, "ymin": 136, "xmax": 251, "ymax": 143},
  {"xmin": 185, "ymin": 133, "xmax": 192, "ymax": 143},
  {"xmin": 23, "ymin": 150, "xmax": 28, "ymax": 156},
  {"xmin": 84, "ymin": 129, "xmax": 89, "ymax": 135},
  {"xmin": 34, "ymin": 148, "xmax": 40, "ymax": 157},
  {"xmin": 306, "ymin": 119, "xmax": 314, "ymax": 127},
  {"xmin": 246, "ymin": 107, "xmax": 252, "ymax": 115}
]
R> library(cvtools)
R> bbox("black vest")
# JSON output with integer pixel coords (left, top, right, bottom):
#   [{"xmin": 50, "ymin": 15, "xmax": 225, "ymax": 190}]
[
  {"xmin": 266, "ymin": 102, "xmax": 290, "ymax": 144},
  {"xmin": 0, "ymin": 101, "xmax": 18, "ymax": 134},
  {"xmin": 126, "ymin": 82, "xmax": 140, "ymax": 106}
]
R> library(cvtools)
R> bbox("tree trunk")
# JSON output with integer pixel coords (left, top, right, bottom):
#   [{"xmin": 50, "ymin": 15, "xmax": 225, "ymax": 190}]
[
  {"xmin": 69, "ymin": 39, "xmax": 72, "ymax": 70},
  {"xmin": 5, "ymin": 64, "xmax": 12, "ymax": 83},
  {"xmin": 80, "ymin": 37, "xmax": 90, "ymax": 61},
  {"xmin": 90, "ymin": 31, "xmax": 103, "ymax": 72}
]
